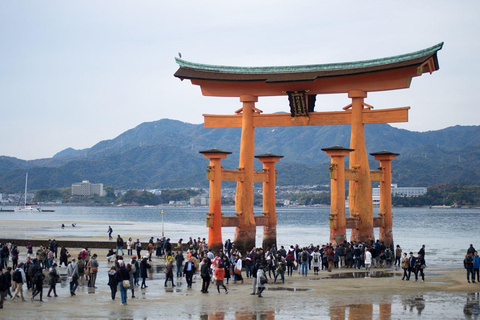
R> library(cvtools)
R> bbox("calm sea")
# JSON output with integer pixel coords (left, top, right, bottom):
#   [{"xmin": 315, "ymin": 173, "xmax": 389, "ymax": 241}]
[{"xmin": 1, "ymin": 206, "xmax": 478, "ymax": 268}]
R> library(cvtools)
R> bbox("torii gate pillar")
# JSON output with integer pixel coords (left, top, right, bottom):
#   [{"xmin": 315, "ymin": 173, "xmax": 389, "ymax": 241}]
[
  {"xmin": 322, "ymin": 146, "xmax": 353, "ymax": 246},
  {"xmin": 348, "ymin": 90, "xmax": 374, "ymax": 243},
  {"xmin": 234, "ymin": 95, "xmax": 258, "ymax": 253},
  {"xmin": 371, "ymin": 151, "xmax": 399, "ymax": 248},
  {"xmin": 200, "ymin": 148, "xmax": 232, "ymax": 253},
  {"xmin": 256, "ymin": 153, "xmax": 283, "ymax": 250}
]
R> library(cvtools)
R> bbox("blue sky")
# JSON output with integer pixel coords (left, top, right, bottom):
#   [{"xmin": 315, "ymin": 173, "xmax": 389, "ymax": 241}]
[{"xmin": 1, "ymin": 1, "xmax": 479, "ymax": 160}]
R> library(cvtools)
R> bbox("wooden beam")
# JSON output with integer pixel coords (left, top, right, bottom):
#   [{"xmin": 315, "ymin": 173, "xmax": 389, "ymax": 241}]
[
  {"xmin": 221, "ymin": 170, "xmax": 244, "ymax": 182},
  {"xmin": 346, "ymin": 217, "xmax": 359, "ymax": 229},
  {"xmin": 253, "ymin": 170, "xmax": 268, "ymax": 183},
  {"xmin": 345, "ymin": 169, "xmax": 358, "ymax": 181},
  {"xmin": 370, "ymin": 170, "xmax": 384, "ymax": 182},
  {"xmin": 204, "ymin": 107, "xmax": 409, "ymax": 128},
  {"xmin": 254, "ymin": 215, "xmax": 268, "ymax": 226},
  {"xmin": 373, "ymin": 216, "xmax": 385, "ymax": 228},
  {"xmin": 219, "ymin": 215, "xmax": 269, "ymax": 227},
  {"xmin": 221, "ymin": 216, "xmax": 239, "ymax": 227}
]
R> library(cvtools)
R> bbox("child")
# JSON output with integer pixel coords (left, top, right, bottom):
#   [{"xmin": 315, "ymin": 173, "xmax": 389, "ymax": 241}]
[{"xmin": 214, "ymin": 263, "xmax": 228, "ymax": 294}]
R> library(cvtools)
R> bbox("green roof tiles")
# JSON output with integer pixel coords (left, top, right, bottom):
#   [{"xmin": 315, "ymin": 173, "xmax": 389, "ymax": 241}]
[{"xmin": 175, "ymin": 43, "xmax": 443, "ymax": 74}]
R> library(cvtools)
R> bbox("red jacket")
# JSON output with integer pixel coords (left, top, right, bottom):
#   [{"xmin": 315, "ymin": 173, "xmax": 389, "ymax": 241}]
[{"xmin": 214, "ymin": 267, "xmax": 225, "ymax": 281}]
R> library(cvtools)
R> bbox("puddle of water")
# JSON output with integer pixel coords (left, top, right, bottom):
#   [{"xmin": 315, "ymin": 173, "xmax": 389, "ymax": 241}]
[
  {"xmin": 268, "ymin": 287, "xmax": 311, "ymax": 291},
  {"xmin": 312, "ymin": 271, "xmax": 396, "ymax": 279}
]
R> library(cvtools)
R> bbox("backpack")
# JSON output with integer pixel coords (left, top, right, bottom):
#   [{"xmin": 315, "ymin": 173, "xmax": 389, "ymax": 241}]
[
  {"xmin": 34, "ymin": 271, "xmax": 44, "ymax": 284},
  {"xmin": 286, "ymin": 256, "xmax": 293, "ymax": 266},
  {"xmin": 27, "ymin": 264, "xmax": 35, "ymax": 277},
  {"xmin": 78, "ymin": 261, "xmax": 85, "ymax": 274},
  {"xmin": 13, "ymin": 269, "xmax": 22, "ymax": 283},
  {"xmin": 385, "ymin": 249, "xmax": 392, "ymax": 260},
  {"xmin": 314, "ymin": 255, "xmax": 319, "ymax": 263},
  {"xmin": 302, "ymin": 252, "xmax": 308, "ymax": 262}
]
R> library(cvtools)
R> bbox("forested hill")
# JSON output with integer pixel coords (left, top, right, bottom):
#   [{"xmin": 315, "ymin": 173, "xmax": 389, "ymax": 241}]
[{"xmin": 0, "ymin": 119, "xmax": 479, "ymax": 191}]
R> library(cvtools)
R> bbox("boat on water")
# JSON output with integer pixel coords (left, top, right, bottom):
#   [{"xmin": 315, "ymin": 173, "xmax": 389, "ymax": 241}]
[{"xmin": 15, "ymin": 173, "xmax": 39, "ymax": 212}]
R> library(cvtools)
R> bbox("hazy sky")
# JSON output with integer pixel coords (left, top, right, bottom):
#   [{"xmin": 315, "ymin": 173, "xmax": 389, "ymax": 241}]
[{"xmin": 1, "ymin": 1, "xmax": 479, "ymax": 160}]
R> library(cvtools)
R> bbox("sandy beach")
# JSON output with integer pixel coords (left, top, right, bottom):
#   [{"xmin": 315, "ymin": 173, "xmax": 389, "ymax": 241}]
[{"xmin": 1, "ymin": 238, "xmax": 479, "ymax": 319}]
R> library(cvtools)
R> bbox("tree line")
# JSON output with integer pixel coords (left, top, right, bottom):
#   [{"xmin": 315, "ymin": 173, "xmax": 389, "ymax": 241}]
[{"xmin": 28, "ymin": 183, "xmax": 480, "ymax": 207}]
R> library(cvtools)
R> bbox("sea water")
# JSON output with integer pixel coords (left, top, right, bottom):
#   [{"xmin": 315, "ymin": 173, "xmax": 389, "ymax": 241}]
[{"xmin": 1, "ymin": 206, "xmax": 478, "ymax": 267}]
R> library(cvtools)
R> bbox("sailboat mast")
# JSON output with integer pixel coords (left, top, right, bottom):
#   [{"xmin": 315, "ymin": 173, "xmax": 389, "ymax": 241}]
[{"xmin": 24, "ymin": 173, "xmax": 28, "ymax": 206}]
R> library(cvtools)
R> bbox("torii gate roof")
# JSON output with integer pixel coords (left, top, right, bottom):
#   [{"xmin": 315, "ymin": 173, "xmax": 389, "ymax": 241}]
[{"xmin": 174, "ymin": 43, "xmax": 443, "ymax": 97}]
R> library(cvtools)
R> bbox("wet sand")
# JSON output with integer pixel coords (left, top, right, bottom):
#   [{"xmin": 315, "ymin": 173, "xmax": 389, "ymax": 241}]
[
  {"xmin": 1, "ymin": 220, "xmax": 479, "ymax": 319},
  {"xmin": 1, "ymin": 243, "xmax": 479, "ymax": 319}
]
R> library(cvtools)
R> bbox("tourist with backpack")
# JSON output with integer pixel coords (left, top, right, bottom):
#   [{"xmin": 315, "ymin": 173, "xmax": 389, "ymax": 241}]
[
  {"xmin": 311, "ymin": 248, "xmax": 321, "ymax": 275},
  {"xmin": 300, "ymin": 248, "xmax": 309, "ymax": 276},
  {"xmin": 47, "ymin": 263, "xmax": 59, "ymax": 297},
  {"xmin": 11, "ymin": 263, "xmax": 26, "ymax": 302},
  {"xmin": 0, "ymin": 267, "xmax": 8, "ymax": 308},
  {"xmin": 285, "ymin": 251, "xmax": 295, "ymax": 276},
  {"xmin": 31, "ymin": 268, "xmax": 45, "ymax": 301}
]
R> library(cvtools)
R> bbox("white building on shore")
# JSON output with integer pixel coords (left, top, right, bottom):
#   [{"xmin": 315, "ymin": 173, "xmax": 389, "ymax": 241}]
[
  {"xmin": 372, "ymin": 184, "xmax": 427, "ymax": 205},
  {"xmin": 71, "ymin": 180, "xmax": 104, "ymax": 197}
]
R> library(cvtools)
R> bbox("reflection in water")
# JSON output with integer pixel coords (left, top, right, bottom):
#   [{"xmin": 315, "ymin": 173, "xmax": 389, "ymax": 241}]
[
  {"xmin": 316, "ymin": 271, "xmax": 396, "ymax": 280},
  {"xmin": 330, "ymin": 299, "xmax": 392, "ymax": 320},
  {"xmin": 200, "ymin": 310, "xmax": 275, "ymax": 320},
  {"xmin": 464, "ymin": 292, "xmax": 480, "ymax": 319},
  {"xmin": 402, "ymin": 295, "xmax": 425, "ymax": 315}
]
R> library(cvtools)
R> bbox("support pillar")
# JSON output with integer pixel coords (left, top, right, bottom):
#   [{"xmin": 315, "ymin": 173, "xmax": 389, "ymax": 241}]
[
  {"xmin": 348, "ymin": 90, "xmax": 374, "ymax": 243},
  {"xmin": 256, "ymin": 153, "xmax": 283, "ymax": 250},
  {"xmin": 371, "ymin": 151, "xmax": 399, "ymax": 248},
  {"xmin": 235, "ymin": 95, "xmax": 258, "ymax": 253},
  {"xmin": 322, "ymin": 146, "xmax": 353, "ymax": 246},
  {"xmin": 200, "ymin": 148, "xmax": 232, "ymax": 253}
]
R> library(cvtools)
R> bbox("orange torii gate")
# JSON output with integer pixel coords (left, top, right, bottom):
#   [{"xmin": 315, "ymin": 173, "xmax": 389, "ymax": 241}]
[{"xmin": 175, "ymin": 43, "xmax": 443, "ymax": 253}]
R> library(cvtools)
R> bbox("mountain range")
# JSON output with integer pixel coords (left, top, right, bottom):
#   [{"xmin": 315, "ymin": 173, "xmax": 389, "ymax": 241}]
[{"xmin": 1, "ymin": 118, "xmax": 479, "ymax": 192}]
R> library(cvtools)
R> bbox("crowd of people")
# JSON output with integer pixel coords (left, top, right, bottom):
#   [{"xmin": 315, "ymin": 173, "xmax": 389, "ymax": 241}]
[{"xmin": 0, "ymin": 235, "xmax": 474, "ymax": 309}]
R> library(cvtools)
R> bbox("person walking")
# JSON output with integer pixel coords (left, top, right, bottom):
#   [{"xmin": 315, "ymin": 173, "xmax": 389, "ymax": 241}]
[
  {"xmin": 414, "ymin": 253, "xmax": 426, "ymax": 282},
  {"xmin": 140, "ymin": 255, "xmax": 150, "ymax": 289},
  {"xmin": 214, "ymin": 263, "xmax": 228, "ymax": 294},
  {"xmin": 473, "ymin": 251, "xmax": 480, "ymax": 283},
  {"xmin": 11, "ymin": 263, "xmax": 26, "ymax": 302},
  {"xmin": 0, "ymin": 267, "xmax": 8, "ymax": 309},
  {"xmin": 116, "ymin": 260, "xmax": 129, "ymax": 305},
  {"xmin": 131, "ymin": 256, "xmax": 140, "ymax": 286},
  {"xmin": 135, "ymin": 239, "xmax": 142, "ymax": 258},
  {"xmin": 364, "ymin": 248, "xmax": 372, "ymax": 271},
  {"xmin": 47, "ymin": 263, "xmax": 59, "ymax": 297},
  {"xmin": 200, "ymin": 257, "xmax": 211, "ymax": 293},
  {"xmin": 175, "ymin": 250, "xmax": 184, "ymax": 278},
  {"xmin": 107, "ymin": 226, "xmax": 113, "ymax": 240},
  {"xmin": 407, "ymin": 252, "xmax": 416, "ymax": 281},
  {"xmin": 395, "ymin": 245, "xmax": 402, "ymax": 267},
  {"xmin": 183, "ymin": 257, "xmax": 196, "ymax": 288},
  {"xmin": 256, "ymin": 265, "xmax": 267, "ymax": 298},
  {"xmin": 401, "ymin": 253, "xmax": 409, "ymax": 280},
  {"xmin": 116, "ymin": 235, "xmax": 125, "ymax": 256},
  {"xmin": 311, "ymin": 248, "xmax": 321, "ymax": 275},
  {"xmin": 107, "ymin": 266, "xmax": 118, "ymax": 300},
  {"xmin": 464, "ymin": 252, "xmax": 475, "ymax": 283},
  {"xmin": 59, "ymin": 247, "xmax": 69, "ymax": 268},
  {"xmin": 67, "ymin": 259, "xmax": 79, "ymax": 296},
  {"xmin": 31, "ymin": 268, "xmax": 45, "ymax": 301},
  {"xmin": 233, "ymin": 254, "xmax": 244, "ymax": 284},
  {"xmin": 274, "ymin": 254, "xmax": 286, "ymax": 283},
  {"xmin": 88, "ymin": 254, "xmax": 99, "ymax": 288},
  {"xmin": 164, "ymin": 260, "xmax": 175, "ymax": 287},
  {"xmin": 285, "ymin": 250, "xmax": 295, "ymax": 276},
  {"xmin": 127, "ymin": 264, "xmax": 135, "ymax": 298},
  {"xmin": 77, "ymin": 257, "xmax": 85, "ymax": 286},
  {"xmin": 126, "ymin": 238, "xmax": 134, "ymax": 256}
]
